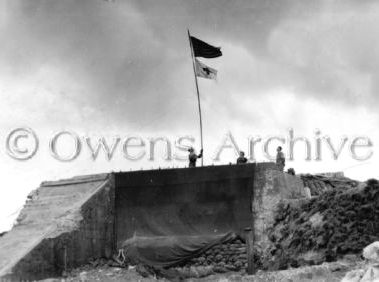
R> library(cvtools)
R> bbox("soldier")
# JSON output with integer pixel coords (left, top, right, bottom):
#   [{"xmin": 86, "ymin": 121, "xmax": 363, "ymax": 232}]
[
  {"xmin": 188, "ymin": 147, "xmax": 203, "ymax": 167},
  {"xmin": 236, "ymin": 151, "xmax": 248, "ymax": 164},
  {"xmin": 276, "ymin": 146, "xmax": 285, "ymax": 171}
]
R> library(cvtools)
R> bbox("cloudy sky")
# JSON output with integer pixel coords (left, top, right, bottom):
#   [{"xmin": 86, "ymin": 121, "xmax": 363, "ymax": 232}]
[{"xmin": 1, "ymin": 0, "xmax": 379, "ymax": 231}]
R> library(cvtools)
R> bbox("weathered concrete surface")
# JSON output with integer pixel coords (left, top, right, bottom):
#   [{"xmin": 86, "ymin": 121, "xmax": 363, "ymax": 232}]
[
  {"xmin": 0, "ymin": 163, "xmax": 306, "ymax": 281},
  {"xmin": 114, "ymin": 164, "xmax": 256, "ymax": 245},
  {"xmin": 114, "ymin": 163, "xmax": 305, "ymax": 248},
  {"xmin": 0, "ymin": 174, "xmax": 115, "ymax": 281},
  {"xmin": 252, "ymin": 163, "xmax": 305, "ymax": 252}
]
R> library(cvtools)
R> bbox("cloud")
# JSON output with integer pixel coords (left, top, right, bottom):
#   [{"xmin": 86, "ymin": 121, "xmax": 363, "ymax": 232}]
[
  {"xmin": 0, "ymin": 0, "xmax": 201, "ymax": 131},
  {"xmin": 1, "ymin": 0, "xmax": 378, "ymax": 157},
  {"xmin": 268, "ymin": 0, "xmax": 379, "ymax": 108}
]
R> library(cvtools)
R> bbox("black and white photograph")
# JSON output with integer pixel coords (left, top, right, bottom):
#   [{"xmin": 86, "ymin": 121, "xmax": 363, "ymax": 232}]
[{"xmin": 0, "ymin": 1, "xmax": 379, "ymax": 281}]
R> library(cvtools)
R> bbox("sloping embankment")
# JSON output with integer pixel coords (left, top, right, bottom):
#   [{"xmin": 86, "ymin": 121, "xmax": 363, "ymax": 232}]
[{"xmin": 0, "ymin": 174, "xmax": 114, "ymax": 281}]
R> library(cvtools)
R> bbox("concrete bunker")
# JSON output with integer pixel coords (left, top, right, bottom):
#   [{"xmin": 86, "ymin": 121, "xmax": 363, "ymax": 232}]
[{"xmin": 0, "ymin": 163, "xmax": 305, "ymax": 280}]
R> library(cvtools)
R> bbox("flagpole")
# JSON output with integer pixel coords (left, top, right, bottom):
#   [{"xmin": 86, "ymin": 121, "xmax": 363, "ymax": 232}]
[{"xmin": 187, "ymin": 29, "xmax": 204, "ymax": 166}]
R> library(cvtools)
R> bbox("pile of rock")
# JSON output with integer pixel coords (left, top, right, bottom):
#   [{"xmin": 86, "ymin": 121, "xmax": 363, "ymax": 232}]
[
  {"xmin": 180, "ymin": 237, "xmax": 254, "ymax": 273},
  {"xmin": 262, "ymin": 180, "xmax": 379, "ymax": 271},
  {"xmin": 342, "ymin": 241, "xmax": 379, "ymax": 282}
]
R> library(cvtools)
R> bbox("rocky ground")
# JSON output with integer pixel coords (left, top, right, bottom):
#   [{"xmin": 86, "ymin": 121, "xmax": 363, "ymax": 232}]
[{"xmin": 39, "ymin": 257, "xmax": 363, "ymax": 281}]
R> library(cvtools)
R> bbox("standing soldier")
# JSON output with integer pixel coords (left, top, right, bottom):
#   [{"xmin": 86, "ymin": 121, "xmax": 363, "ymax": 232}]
[
  {"xmin": 276, "ymin": 146, "xmax": 285, "ymax": 171},
  {"xmin": 188, "ymin": 147, "xmax": 203, "ymax": 168},
  {"xmin": 236, "ymin": 151, "xmax": 248, "ymax": 164}
]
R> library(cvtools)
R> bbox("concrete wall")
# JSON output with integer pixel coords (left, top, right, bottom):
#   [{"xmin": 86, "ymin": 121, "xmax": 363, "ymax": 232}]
[
  {"xmin": 0, "ymin": 174, "xmax": 115, "ymax": 281},
  {"xmin": 114, "ymin": 164, "xmax": 256, "ymax": 246},
  {"xmin": 114, "ymin": 163, "xmax": 305, "ymax": 251},
  {"xmin": 252, "ymin": 163, "xmax": 305, "ymax": 252}
]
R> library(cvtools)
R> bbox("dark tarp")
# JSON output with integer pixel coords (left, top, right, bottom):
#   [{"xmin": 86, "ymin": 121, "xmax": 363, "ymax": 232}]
[
  {"xmin": 114, "ymin": 166, "xmax": 254, "ymax": 268},
  {"xmin": 121, "ymin": 232, "xmax": 239, "ymax": 268}
]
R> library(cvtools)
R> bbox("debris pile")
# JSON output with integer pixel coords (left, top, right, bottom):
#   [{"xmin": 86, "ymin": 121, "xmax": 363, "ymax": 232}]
[
  {"xmin": 300, "ymin": 173, "xmax": 361, "ymax": 196},
  {"xmin": 262, "ymin": 179, "xmax": 379, "ymax": 270}
]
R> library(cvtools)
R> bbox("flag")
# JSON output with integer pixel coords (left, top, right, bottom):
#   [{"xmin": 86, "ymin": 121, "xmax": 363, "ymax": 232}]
[
  {"xmin": 190, "ymin": 36, "xmax": 222, "ymax": 58},
  {"xmin": 195, "ymin": 58, "xmax": 217, "ymax": 80}
]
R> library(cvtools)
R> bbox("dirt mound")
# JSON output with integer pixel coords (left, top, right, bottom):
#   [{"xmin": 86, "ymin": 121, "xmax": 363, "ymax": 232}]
[{"xmin": 262, "ymin": 180, "xmax": 379, "ymax": 270}]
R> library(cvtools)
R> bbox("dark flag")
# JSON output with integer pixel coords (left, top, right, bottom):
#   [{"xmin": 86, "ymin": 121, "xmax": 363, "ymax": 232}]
[{"xmin": 190, "ymin": 36, "xmax": 222, "ymax": 58}]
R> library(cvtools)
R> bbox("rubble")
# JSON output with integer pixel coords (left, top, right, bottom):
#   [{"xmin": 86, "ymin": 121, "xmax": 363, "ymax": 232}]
[
  {"xmin": 262, "ymin": 179, "xmax": 379, "ymax": 270},
  {"xmin": 42, "ymin": 259, "xmax": 361, "ymax": 282},
  {"xmin": 362, "ymin": 241, "xmax": 379, "ymax": 262},
  {"xmin": 342, "ymin": 241, "xmax": 379, "ymax": 282}
]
